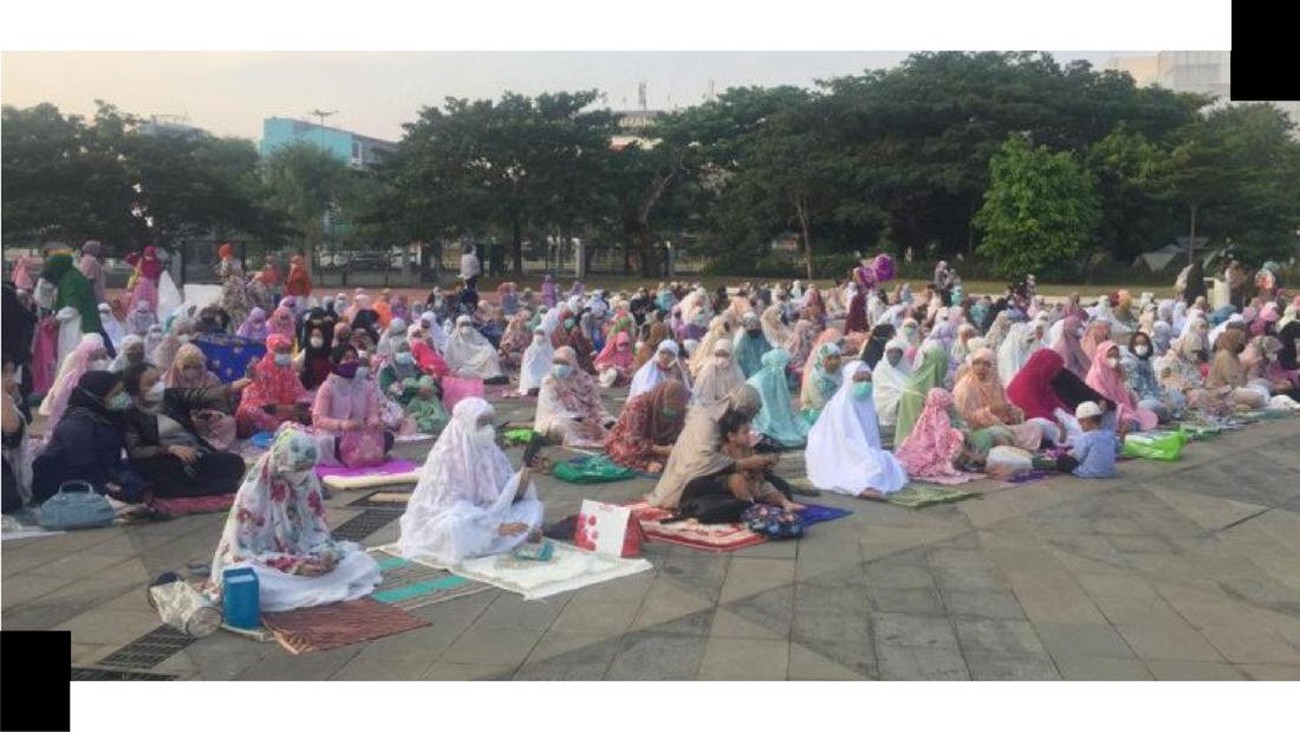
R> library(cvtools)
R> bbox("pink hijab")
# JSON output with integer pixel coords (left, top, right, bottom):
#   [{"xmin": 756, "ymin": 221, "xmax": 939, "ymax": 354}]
[
  {"xmin": 1080, "ymin": 320, "xmax": 1112, "ymax": 361},
  {"xmin": 593, "ymin": 330, "xmax": 634, "ymax": 373},
  {"xmin": 893, "ymin": 388, "xmax": 972, "ymax": 483},
  {"xmin": 1053, "ymin": 316, "xmax": 1091, "ymax": 379},
  {"xmin": 1084, "ymin": 340, "xmax": 1158, "ymax": 431}
]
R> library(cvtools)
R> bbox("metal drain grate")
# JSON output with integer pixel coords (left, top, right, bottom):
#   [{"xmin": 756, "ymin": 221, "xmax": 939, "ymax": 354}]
[
  {"xmin": 71, "ymin": 667, "xmax": 175, "ymax": 681},
  {"xmin": 97, "ymin": 625, "xmax": 196, "ymax": 669},
  {"xmin": 332, "ymin": 508, "xmax": 399, "ymax": 541}
]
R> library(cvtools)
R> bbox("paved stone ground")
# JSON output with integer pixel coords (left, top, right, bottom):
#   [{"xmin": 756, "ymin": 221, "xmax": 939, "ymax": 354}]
[{"xmin": 5, "ymin": 388, "xmax": 1300, "ymax": 681}]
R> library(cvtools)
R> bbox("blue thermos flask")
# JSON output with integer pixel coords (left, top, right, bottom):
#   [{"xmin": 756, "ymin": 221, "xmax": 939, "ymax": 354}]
[{"xmin": 222, "ymin": 566, "xmax": 261, "ymax": 629}]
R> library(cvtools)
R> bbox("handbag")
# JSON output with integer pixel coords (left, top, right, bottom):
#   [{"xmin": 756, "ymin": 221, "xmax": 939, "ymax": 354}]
[
  {"xmin": 573, "ymin": 500, "xmax": 644, "ymax": 558},
  {"xmin": 38, "ymin": 481, "xmax": 116, "ymax": 530},
  {"xmin": 741, "ymin": 504, "xmax": 805, "ymax": 540},
  {"xmin": 337, "ymin": 429, "xmax": 387, "ymax": 468}
]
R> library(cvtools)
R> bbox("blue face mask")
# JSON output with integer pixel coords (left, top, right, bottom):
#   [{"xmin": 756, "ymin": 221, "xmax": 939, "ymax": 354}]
[
  {"xmin": 552, "ymin": 364, "xmax": 572, "ymax": 380},
  {"xmin": 274, "ymin": 353, "xmax": 292, "ymax": 367},
  {"xmin": 853, "ymin": 381, "xmax": 873, "ymax": 400},
  {"xmin": 355, "ymin": 366, "xmax": 370, "ymax": 380},
  {"xmin": 107, "ymin": 392, "xmax": 133, "ymax": 411},
  {"xmin": 395, "ymin": 352, "xmax": 415, "ymax": 365}
]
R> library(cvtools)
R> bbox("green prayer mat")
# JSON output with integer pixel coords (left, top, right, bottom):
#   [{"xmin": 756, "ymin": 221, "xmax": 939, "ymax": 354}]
[
  {"xmin": 882, "ymin": 484, "xmax": 977, "ymax": 509},
  {"xmin": 366, "ymin": 552, "xmax": 492, "ymax": 611}
]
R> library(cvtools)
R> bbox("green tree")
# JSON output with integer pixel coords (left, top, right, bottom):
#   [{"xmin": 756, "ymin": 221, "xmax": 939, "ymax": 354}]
[
  {"xmin": 263, "ymin": 141, "xmax": 354, "ymax": 266},
  {"xmin": 973, "ymin": 135, "xmax": 1102, "ymax": 278}
]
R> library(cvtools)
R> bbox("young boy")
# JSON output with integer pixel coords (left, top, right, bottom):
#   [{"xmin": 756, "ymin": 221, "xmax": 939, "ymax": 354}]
[{"xmin": 1056, "ymin": 401, "xmax": 1118, "ymax": 479}]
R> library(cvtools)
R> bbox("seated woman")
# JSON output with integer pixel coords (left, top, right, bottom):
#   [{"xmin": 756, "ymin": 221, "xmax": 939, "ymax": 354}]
[
  {"xmin": 628, "ymin": 340, "xmax": 688, "ymax": 401},
  {"xmin": 892, "ymin": 343, "xmax": 951, "ymax": 446},
  {"xmin": 208, "ymin": 427, "xmax": 382, "ymax": 612},
  {"xmin": 497, "ymin": 309, "xmax": 533, "ymax": 370},
  {"xmin": 31, "ymin": 371, "xmax": 147, "ymax": 504},
  {"xmin": 604, "ymin": 380, "xmax": 691, "ymax": 475},
  {"xmin": 375, "ymin": 317, "xmax": 409, "ymax": 361},
  {"xmin": 110, "ymin": 334, "xmax": 150, "ymax": 372},
  {"xmin": 1008, "ymin": 346, "xmax": 1113, "ymax": 426},
  {"xmin": 397, "ymin": 398, "xmax": 545, "ymax": 563},
  {"xmin": 805, "ymin": 361, "xmax": 908, "ymax": 498},
  {"xmin": 799, "ymin": 343, "xmax": 843, "ymax": 423},
  {"xmin": 733, "ymin": 311, "xmax": 772, "ymax": 378},
  {"xmin": 150, "ymin": 317, "xmax": 196, "ymax": 373},
  {"xmin": 535, "ymin": 346, "xmax": 614, "ymax": 448},
  {"xmin": 857, "ymin": 324, "xmax": 896, "ymax": 369},
  {"xmin": 648, "ymin": 384, "xmax": 765, "ymax": 510},
  {"xmin": 593, "ymin": 330, "xmax": 636, "ymax": 388},
  {"xmin": 236, "ymin": 307, "xmax": 270, "ymax": 341},
  {"xmin": 560, "ymin": 315, "xmax": 599, "ymax": 375},
  {"xmin": 1205, "ymin": 329, "xmax": 1270, "ymax": 409},
  {"xmin": 39, "ymin": 333, "xmax": 109, "ymax": 428},
  {"xmin": 311, "ymin": 347, "xmax": 395, "ymax": 463},
  {"xmin": 445, "ymin": 315, "xmax": 508, "ymax": 384},
  {"xmin": 676, "ymin": 410, "xmax": 805, "ymax": 522},
  {"xmin": 693, "ymin": 339, "xmax": 747, "ymax": 409},
  {"xmin": 1086, "ymin": 341, "xmax": 1161, "ymax": 432},
  {"xmin": 235, "ymin": 334, "xmax": 313, "ymax": 437},
  {"xmin": 380, "ymin": 340, "xmax": 450, "ymax": 434},
  {"xmin": 893, "ymin": 388, "xmax": 977, "ymax": 484},
  {"xmin": 952, "ymin": 348, "xmax": 1050, "ymax": 451},
  {"xmin": 298, "ymin": 325, "xmax": 335, "ymax": 391},
  {"xmin": 748, "ymin": 349, "xmax": 810, "ymax": 449},
  {"xmin": 517, "ymin": 327, "xmax": 554, "ymax": 397},
  {"xmin": 163, "ymin": 344, "xmax": 238, "ymax": 450},
  {"xmin": 121, "ymin": 363, "xmax": 249, "ymax": 500},
  {"xmin": 3, "ymin": 358, "xmax": 33, "ymax": 513},
  {"xmin": 871, "ymin": 338, "xmax": 911, "ymax": 433},
  {"xmin": 1122, "ymin": 331, "xmax": 1185, "ymax": 422}
]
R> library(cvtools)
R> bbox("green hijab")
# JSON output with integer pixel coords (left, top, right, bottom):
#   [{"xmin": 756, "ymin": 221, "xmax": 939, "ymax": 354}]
[
  {"xmin": 893, "ymin": 344, "xmax": 950, "ymax": 444},
  {"xmin": 747, "ymin": 348, "xmax": 809, "ymax": 448}
]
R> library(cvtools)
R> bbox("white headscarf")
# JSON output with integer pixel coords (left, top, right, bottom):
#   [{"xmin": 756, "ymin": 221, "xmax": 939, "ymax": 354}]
[
  {"xmin": 398, "ymin": 398, "xmax": 541, "ymax": 563},
  {"xmin": 419, "ymin": 311, "xmax": 449, "ymax": 354},
  {"xmin": 445, "ymin": 315, "xmax": 503, "ymax": 379},
  {"xmin": 691, "ymin": 338, "xmax": 746, "ymax": 408},
  {"xmin": 628, "ymin": 340, "xmax": 687, "ymax": 400},
  {"xmin": 518, "ymin": 327, "xmax": 554, "ymax": 395},
  {"xmin": 805, "ymin": 361, "xmax": 908, "ymax": 496},
  {"xmin": 997, "ymin": 322, "xmax": 1041, "ymax": 384},
  {"xmin": 871, "ymin": 338, "xmax": 910, "ymax": 427}
]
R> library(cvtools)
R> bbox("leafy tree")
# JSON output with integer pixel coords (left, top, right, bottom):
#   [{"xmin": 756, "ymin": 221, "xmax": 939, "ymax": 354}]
[
  {"xmin": 263, "ymin": 141, "xmax": 354, "ymax": 265},
  {"xmin": 973, "ymin": 135, "xmax": 1102, "ymax": 278}
]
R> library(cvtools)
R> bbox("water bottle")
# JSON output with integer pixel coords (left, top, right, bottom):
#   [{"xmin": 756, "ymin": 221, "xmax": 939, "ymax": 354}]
[{"xmin": 222, "ymin": 566, "xmax": 261, "ymax": 630}]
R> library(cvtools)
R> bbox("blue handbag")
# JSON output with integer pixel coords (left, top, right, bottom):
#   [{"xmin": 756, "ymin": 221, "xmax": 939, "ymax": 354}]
[{"xmin": 38, "ymin": 481, "xmax": 117, "ymax": 531}]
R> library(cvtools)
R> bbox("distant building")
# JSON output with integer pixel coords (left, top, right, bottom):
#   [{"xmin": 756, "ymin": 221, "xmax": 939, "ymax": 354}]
[
  {"xmin": 139, "ymin": 115, "xmax": 206, "ymax": 139},
  {"xmin": 1103, "ymin": 55, "xmax": 1159, "ymax": 87},
  {"xmin": 610, "ymin": 109, "xmax": 665, "ymax": 151},
  {"xmin": 259, "ymin": 117, "xmax": 397, "ymax": 168}
]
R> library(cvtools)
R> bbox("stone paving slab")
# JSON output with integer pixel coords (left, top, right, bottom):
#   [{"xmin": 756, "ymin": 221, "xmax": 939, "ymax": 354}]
[{"xmin": 6, "ymin": 398, "xmax": 1300, "ymax": 681}]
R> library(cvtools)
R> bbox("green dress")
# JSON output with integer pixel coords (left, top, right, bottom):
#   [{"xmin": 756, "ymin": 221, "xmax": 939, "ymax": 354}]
[
  {"xmin": 748, "ymin": 349, "xmax": 809, "ymax": 447},
  {"xmin": 892, "ymin": 345, "xmax": 951, "ymax": 445},
  {"xmin": 379, "ymin": 363, "xmax": 449, "ymax": 434}
]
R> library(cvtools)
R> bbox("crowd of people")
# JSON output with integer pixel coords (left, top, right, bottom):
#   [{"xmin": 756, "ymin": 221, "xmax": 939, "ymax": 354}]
[{"xmin": 5, "ymin": 242, "xmax": 1299, "ymax": 612}]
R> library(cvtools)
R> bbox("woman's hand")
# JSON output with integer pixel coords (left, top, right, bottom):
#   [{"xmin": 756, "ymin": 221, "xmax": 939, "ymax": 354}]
[
  {"xmin": 230, "ymin": 378, "xmax": 252, "ymax": 392},
  {"xmin": 169, "ymin": 445, "xmax": 201, "ymax": 464},
  {"xmin": 498, "ymin": 522, "xmax": 529, "ymax": 537}
]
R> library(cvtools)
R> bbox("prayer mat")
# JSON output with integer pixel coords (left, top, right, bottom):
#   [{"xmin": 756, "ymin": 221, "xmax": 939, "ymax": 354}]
[
  {"xmin": 347, "ymin": 490, "xmax": 413, "ymax": 509},
  {"xmin": 367, "ymin": 551, "xmax": 493, "ymax": 611},
  {"xmin": 316, "ymin": 459, "xmax": 421, "ymax": 490},
  {"xmin": 910, "ymin": 473, "xmax": 984, "ymax": 486},
  {"xmin": 796, "ymin": 503, "xmax": 852, "ymax": 526},
  {"xmin": 261, "ymin": 596, "xmax": 430, "ymax": 655},
  {"xmin": 624, "ymin": 501, "xmax": 768, "ymax": 553},
  {"xmin": 194, "ymin": 333, "xmax": 265, "ymax": 384},
  {"xmin": 152, "ymin": 493, "xmax": 236, "ymax": 517},
  {"xmin": 394, "ymin": 432, "xmax": 436, "ymax": 443},
  {"xmin": 378, "ymin": 542, "xmax": 652, "ymax": 601},
  {"xmin": 1001, "ymin": 469, "xmax": 1056, "ymax": 486},
  {"xmin": 877, "ymin": 484, "xmax": 977, "ymax": 509}
]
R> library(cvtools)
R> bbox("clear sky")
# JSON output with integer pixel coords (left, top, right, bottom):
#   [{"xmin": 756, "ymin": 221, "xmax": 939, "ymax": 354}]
[
  {"xmin": 0, "ymin": 50, "xmax": 1154, "ymax": 142},
  {"xmin": 1, "ymin": 0, "xmax": 1229, "ymax": 143}
]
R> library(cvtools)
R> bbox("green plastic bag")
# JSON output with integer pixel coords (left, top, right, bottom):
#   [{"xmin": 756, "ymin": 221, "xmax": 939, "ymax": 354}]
[
  {"xmin": 551, "ymin": 455, "xmax": 636, "ymax": 484},
  {"xmin": 1121, "ymin": 430, "xmax": 1186, "ymax": 461},
  {"xmin": 502, "ymin": 428, "xmax": 538, "ymax": 446}
]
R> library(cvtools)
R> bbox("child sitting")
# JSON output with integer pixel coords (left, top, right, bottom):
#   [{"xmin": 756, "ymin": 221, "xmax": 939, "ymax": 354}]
[{"xmin": 1056, "ymin": 401, "xmax": 1118, "ymax": 479}]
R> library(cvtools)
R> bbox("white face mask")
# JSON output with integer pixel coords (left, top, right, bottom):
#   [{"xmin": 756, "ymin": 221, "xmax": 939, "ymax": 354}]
[
  {"xmin": 471, "ymin": 424, "xmax": 496, "ymax": 449},
  {"xmin": 1107, "ymin": 356, "xmax": 1121, "ymax": 369},
  {"xmin": 177, "ymin": 334, "xmax": 191, "ymax": 344},
  {"xmin": 310, "ymin": 337, "xmax": 324, "ymax": 348},
  {"xmin": 1134, "ymin": 345, "xmax": 1150, "ymax": 357},
  {"xmin": 92, "ymin": 358, "xmax": 112, "ymax": 370}
]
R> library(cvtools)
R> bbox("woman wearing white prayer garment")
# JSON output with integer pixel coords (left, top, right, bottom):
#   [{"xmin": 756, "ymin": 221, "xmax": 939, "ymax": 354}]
[
  {"xmin": 628, "ymin": 340, "xmax": 689, "ymax": 401},
  {"xmin": 871, "ymin": 338, "xmax": 911, "ymax": 429},
  {"xmin": 445, "ymin": 315, "xmax": 507, "ymax": 383},
  {"xmin": 517, "ymin": 327, "xmax": 554, "ymax": 396},
  {"xmin": 805, "ymin": 360, "xmax": 908, "ymax": 497},
  {"xmin": 208, "ymin": 427, "xmax": 382, "ymax": 612},
  {"xmin": 397, "ymin": 398, "xmax": 545, "ymax": 564}
]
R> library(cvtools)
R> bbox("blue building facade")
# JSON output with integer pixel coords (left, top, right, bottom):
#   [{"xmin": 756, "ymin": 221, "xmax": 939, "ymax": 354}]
[{"xmin": 259, "ymin": 118, "xmax": 396, "ymax": 168}]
